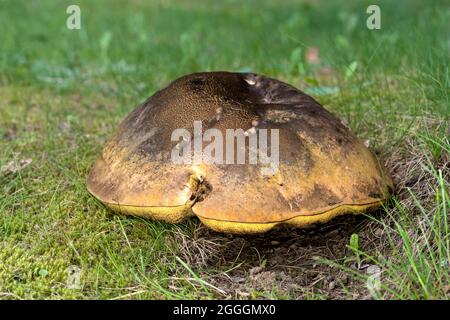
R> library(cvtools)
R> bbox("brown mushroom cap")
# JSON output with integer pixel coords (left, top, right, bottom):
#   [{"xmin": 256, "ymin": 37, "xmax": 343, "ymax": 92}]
[{"xmin": 87, "ymin": 72, "xmax": 393, "ymax": 233}]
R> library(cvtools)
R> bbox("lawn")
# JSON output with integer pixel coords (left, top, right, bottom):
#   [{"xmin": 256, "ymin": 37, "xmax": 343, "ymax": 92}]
[{"xmin": 0, "ymin": 0, "xmax": 449, "ymax": 299}]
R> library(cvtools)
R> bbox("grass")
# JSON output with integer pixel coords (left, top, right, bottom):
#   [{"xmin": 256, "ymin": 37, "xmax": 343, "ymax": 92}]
[{"xmin": 0, "ymin": 0, "xmax": 448, "ymax": 299}]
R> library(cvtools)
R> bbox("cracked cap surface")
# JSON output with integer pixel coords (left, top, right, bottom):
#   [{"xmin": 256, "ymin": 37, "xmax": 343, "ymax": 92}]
[{"xmin": 87, "ymin": 71, "xmax": 393, "ymax": 233}]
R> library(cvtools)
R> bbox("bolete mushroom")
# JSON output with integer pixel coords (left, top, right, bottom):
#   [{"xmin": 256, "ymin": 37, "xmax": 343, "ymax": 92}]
[{"xmin": 87, "ymin": 72, "xmax": 393, "ymax": 233}]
